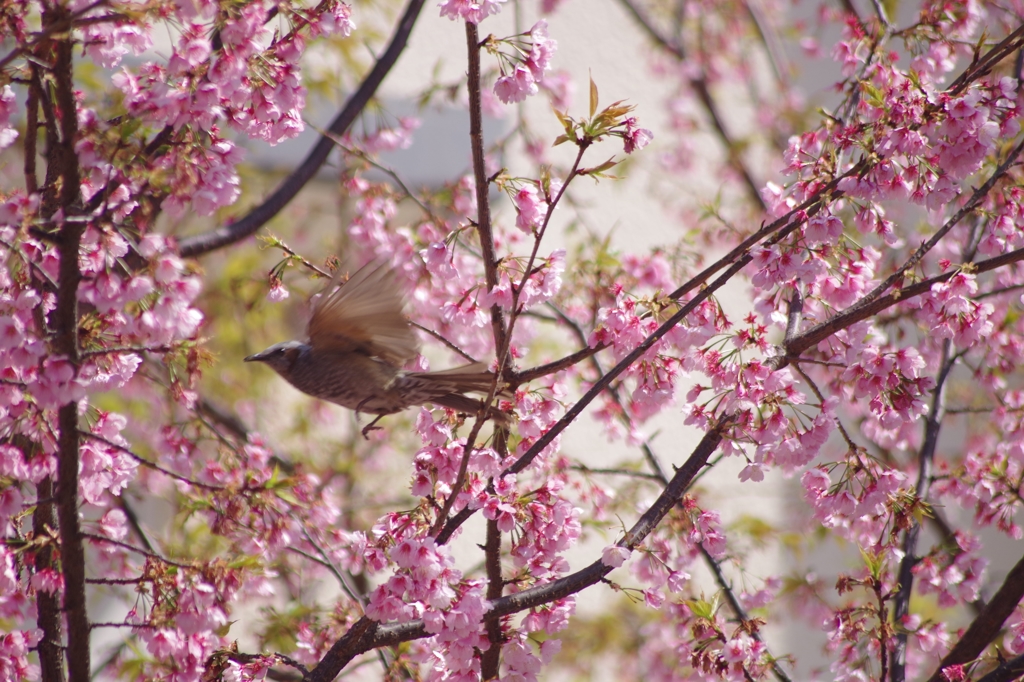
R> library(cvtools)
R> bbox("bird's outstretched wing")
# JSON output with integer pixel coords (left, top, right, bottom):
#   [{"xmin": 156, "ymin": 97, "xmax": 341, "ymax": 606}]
[{"xmin": 307, "ymin": 261, "xmax": 419, "ymax": 365}]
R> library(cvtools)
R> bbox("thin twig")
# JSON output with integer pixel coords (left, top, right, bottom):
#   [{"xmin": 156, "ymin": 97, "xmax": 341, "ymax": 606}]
[
  {"xmin": 617, "ymin": 0, "xmax": 768, "ymax": 210},
  {"xmin": 569, "ymin": 465, "xmax": 663, "ymax": 481},
  {"xmin": 79, "ymin": 430, "xmax": 224, "ymax": 491},
  {"xmin": 80, "ymin": 533, "xmax": 191, "ymax": 568},
  {"xmin": 412, "ymin": 322, "xmax": 478, "ymax": 362}
]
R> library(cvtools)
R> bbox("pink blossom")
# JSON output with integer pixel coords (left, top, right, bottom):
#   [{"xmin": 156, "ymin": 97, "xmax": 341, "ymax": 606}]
[
  {"xmin": 495, "ymin": 65, "xmax": 539, "ymax": 104},
  {"xmin": 29, "ymin": 569, "xmax": 63, "ymax": 595},
  {"xmin": 601, "ymin": 545, "xmax": 631, "ymax": 568},
  {"xmin": 439, "ymin": 0, "xmax": 506, "ymax": 23},
  {"xmin": 513, "ymin": 183, "xmax": 546, "ymax": 233},
  {"xmin": 526, "ymin": 21, "xmax": 557, "ymax": 80},
  {"xmin": 318, "ymin": 1, "xmax": 355, "ymax": 37},
  {"xmin": 622, "ymin": 117, "xmax": 653, "ymax": 154},
  {"xmin": 0, "ymin": 85, "xmax": 18, "ymax": 150}
]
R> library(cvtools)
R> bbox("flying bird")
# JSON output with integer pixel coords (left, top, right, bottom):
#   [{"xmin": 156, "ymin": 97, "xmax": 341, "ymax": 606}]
[{"xmin": 245, "ymin": 261, "xmax": 507, "ymax": 435}]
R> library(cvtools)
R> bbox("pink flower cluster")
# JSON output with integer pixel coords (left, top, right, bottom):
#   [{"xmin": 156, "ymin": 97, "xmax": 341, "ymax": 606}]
[
  {"xmin": 439, "ymin": 0, "xmax": 507, "ymax": 24},
  {"xmin": 493, "ymin": 21, "xmax": 558, "ymax": 105},
  {"xmin": 90, "ymin": 0, "xmax": 355, "ymax": 216}
]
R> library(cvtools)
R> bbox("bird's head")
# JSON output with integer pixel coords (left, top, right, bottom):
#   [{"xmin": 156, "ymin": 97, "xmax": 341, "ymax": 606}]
[{"xmin": 244, "ymin": 340, "xmax": 305, "ymax": 376}]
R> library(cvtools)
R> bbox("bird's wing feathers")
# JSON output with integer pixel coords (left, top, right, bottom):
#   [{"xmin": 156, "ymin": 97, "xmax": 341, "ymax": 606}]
[{"xmin": 307, "ymin": 262, "xmax": 419, "ymax": 365}]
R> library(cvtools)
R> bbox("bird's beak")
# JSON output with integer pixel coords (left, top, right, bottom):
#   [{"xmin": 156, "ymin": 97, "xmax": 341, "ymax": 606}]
[{"xmin": 244, "ymin": 353, "xmax": 260, "ymax": 362}]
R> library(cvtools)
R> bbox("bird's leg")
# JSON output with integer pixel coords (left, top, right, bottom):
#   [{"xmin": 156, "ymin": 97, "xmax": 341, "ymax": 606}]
[
  {"xmin": 360, "ymin": 414, "xmax": 386, "ymax": 439},
  {"xmin": 356, "ymin": 398, "xmax": 390, "ymax": 439}
]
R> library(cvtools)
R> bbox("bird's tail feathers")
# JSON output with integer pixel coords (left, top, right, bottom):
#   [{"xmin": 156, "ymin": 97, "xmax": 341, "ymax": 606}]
[{"xmin": 413, "ymin": 362, "xmax": 512, "ymax": 398}]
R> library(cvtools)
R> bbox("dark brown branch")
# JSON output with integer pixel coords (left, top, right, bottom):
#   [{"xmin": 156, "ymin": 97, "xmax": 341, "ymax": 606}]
[
  {"xmin": 890, "ymin": 341, "xmax": 952, "ymax": 682},
  {"xmin": 571, "ymin": 336, "xmax": 792, "ymax": 682},
  {"xmin": 665, "ymin": 160, "xmax": 864, "ymax": 304},
  {"xmin": 503, "ymin": 158, "xmax": 864, "ymax": 393},
  {"xmin": 437, "ymin": 255, "xmax": 753, "ymax": 544},
  {"xmin": 304, "ymin": 616, "xmax": 380, "ymax": 682},
  {"xmin": 976, "ymin": 652, "xmax": 1024, "ymax": 682},
  {"xmin": 925, "ymin": 552, "xmax": 1024, "ymax": 682},
  {"xmin": 465, "ymin": 20, "xmax": 506, "ymax": 355},
  {"xmin": 481, "ymin": 428, "xmax": 509, "ymax": 677},
  {"xmin": 177, "ymin": 0, "xmax": 427, "ymax": 258},
  {"xmin": 42, "ymin": 4, "xmax": 90, "ymax": 676},
  {"xmin": 858, "ymin": 137, "xmax": 1024, "ymax": 309},
  {"xmin": 480, "ymin": 518, "xmax": 503, "ymax": 679},
  {"xmin": 86, "ymin": 577, "xmax": 146, "ymax": 585},
  {"xmin": 33, "ymin": 475, "xmax": 65, "ymax": 682},
  {"xmin": 946, "ymin": 24, "xmax": 1024, "ymax": 98},
  {"xmin": 504, "ymin": 259, "xmax": 748, "ymax": 478},
  {"xmin": 510, "ymin": 342, "xmax": 602, "ymax": 385},
  {"xmin": 25, "ymin": 66, "xmax": 39, "ymax": 195}
]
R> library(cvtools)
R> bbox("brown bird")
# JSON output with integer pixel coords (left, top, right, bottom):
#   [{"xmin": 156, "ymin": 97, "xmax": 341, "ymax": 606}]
[{"xmin": 245, "ymin": 261, "xmax": 507, "ymax": 435}]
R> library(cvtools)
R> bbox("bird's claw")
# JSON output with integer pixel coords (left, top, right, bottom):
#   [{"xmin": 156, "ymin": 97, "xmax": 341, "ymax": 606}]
[{"xmin": 360, "ymin": 413, "xmax": 386, "ymax": 439}]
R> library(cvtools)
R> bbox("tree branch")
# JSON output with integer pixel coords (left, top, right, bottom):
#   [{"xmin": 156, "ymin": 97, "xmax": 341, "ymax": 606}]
[
  {"xmin": 44, "ymin": 4, "xmax": 90, "ymax": 676},
  {"xmin": 890, "ymin": 341, "xmax": 952, "ymax": 682},
  {"xmin": 176, "ymin": 0, "xmax": 427, "ymax": 258},
  {"xmin": 783, "ymin": 245, "xmax": 1024, "ymax": 363},
  {"xmin": 464, "ymin": 20, "xmax": 506, "ymax": 355},
  {"xmin": 617, "ymin": 0, "xmax": 767, "ymax": 210},
  {"xmin": 480, "ymin": 518, "xmax": 503, "ymax": 679},
  {"xmin": 857, "ymin": 137, "xmax": 1024, "ymax": 309},
  {"xmin": 925, "ymin": 551, "xmax": 1024, "ymax": 682},
  {"xmin": 976, "ymin": 652, "xmax": 1024, "ymax": 682},
  {"xmin": 33, "ymin": 474, "xmax": 65, "ymax": 682}
]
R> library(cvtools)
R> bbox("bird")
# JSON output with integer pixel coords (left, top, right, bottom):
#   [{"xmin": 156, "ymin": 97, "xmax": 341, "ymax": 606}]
[{"xmin": 245, "ymin": 261, "xmax": 508, "ymax": 436}]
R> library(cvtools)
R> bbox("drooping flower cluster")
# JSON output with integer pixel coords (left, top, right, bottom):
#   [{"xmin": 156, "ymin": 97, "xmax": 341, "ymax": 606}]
[{"xmin": 490, "ymin": 21, "xmax": 558, "ymax": 105}]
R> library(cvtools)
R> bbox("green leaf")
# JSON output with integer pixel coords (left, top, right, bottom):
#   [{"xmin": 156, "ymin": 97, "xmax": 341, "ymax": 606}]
[
  {"xmin": 859, "ymin": 547, "xmax": 885, "ymax": 580},
  {"xmin": 581, "ymin": 157, "xmax": 620, "ymax": 178},
  {"xmin": 589, "ymin": 75, "xmax": 599, "ymax": 118},
  {"xmin": 684, "ymin": 593, "xmax": 720, "ymax": 620},
  {"xmin": 860, "ymin": 81, "xmax": 885, "ymax": 108},
  {"xmin": 119, "ymin": 117, "xmax": 142, "ymax": 141}
]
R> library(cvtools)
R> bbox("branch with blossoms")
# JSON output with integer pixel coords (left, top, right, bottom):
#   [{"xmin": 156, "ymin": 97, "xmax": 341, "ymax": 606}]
[
  {"xmin": 301, "ymin": 10, "xmax": 1024, "ymax": 679},
  {"xmin": 176, "ymin": 0, "xmax": 424, "ymax": 258},
  {"xmin": 303, "ymin": 416, "xmax": 732, "ymax": 682},
  {"xmin": 9, "ymin": 0, "xmax": 1024, "ymax": 681}
]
